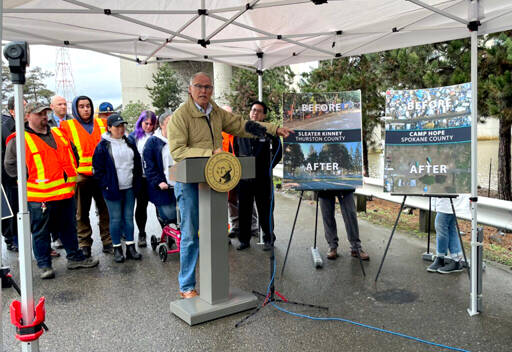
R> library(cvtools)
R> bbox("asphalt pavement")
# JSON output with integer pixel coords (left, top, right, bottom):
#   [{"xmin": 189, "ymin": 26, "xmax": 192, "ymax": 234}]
[{"xmin": 2, "ymin": 192, "xmax": 512, "ymax": 352}]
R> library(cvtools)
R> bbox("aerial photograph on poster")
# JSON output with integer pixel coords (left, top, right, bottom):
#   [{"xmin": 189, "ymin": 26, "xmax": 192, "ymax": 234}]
[
  {"xmin": 282, "ymin": 91, "xmax": 363, "ymax": 190},
  {"xmin": 383, "ymin": 83, "xmax": 472, "ymax": 194}
]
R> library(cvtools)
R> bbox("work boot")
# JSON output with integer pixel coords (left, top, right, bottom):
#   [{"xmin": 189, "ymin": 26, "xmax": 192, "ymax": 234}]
[
  {"xmin": 67, "ymin": 257, "xmax": 99, "ymax": 270},
  {"xmin": 125, "ymin": 244, "xmax": 142, "ymax": 260},
  {"xmin": 102, "ymin": 244, "xmax": 114, "ymax": 255},
  {"xmin": 327, "ymin": 248, "xmax": 338, "ymax": 260},
  {"xmin": 262, "ymin": 242, "xmax": 272, "ymax": 251},
  {"xmin": 427, "ymin": 256, "xmax": 445, "ymax": 273},
  {"xmin": 138, "ymin": 232, "xmax": 147, "ymax": 248},
  {"xmin": 40, "ymin": 267, "xmax": 55, "ymax": 280},
  {"xmin": 351, "ymin": 249, "xmax": 370, "ymax": 261},
  {"xmin": 81, "ymin": 246, "xmax": 91, "ymax": 258},
  {"xmin": 113, "ymin": 245, "xmax": 124, "ymax": 263}
]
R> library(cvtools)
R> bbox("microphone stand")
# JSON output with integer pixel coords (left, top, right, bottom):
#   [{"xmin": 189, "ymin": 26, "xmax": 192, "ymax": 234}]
[{"xmin": 235, "ymin": 133, "xmax": 328, "ymax": 328}]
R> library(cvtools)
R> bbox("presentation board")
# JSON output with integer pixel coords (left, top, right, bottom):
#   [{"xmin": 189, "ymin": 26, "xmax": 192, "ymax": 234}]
[
  {"xmin": 383, "ymin": 83, "xmax": 472, "ymax": 194},
  {"xmin": 282, "ymin": 91, "xmax": 363, "ymax": 191}
]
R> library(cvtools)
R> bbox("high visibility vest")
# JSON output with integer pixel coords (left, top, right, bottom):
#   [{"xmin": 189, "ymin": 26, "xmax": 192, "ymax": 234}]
[
  {"xmin": 12, "ymin": 128, "xmax": 78, "ymax": 202},
  {"xmin": 221, "ymin": 132, "xmax": 235, "ymax": 155},
  {"xmin": 60, "ymin": 118, "xmax": 107, "ymax": 175}
]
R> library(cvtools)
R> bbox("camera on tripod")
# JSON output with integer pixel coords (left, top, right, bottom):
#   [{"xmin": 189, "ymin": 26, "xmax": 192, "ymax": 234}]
[{"xmin": 3, "ymin": 41, "xmax": 30, "ymax": 84}]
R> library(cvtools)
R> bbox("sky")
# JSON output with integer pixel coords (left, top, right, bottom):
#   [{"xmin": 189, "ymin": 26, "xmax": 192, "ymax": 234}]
[{"xmin": 7, "ymin": 45, "xmax": 123, "ymax": 109}]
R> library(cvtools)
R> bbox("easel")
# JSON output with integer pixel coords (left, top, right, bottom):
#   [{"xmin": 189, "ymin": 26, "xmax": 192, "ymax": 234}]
[
  {"xmin": 374, "ymin": 194, "xmax": 470, "ymax": 283},
  {"xmin": 281, "ymin": 189, "xmax": 366, "ymax": 277}
]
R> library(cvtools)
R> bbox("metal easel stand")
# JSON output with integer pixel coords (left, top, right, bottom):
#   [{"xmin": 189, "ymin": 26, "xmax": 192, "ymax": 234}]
[
  {"xmin": 281, "ymin": 190, "xmax": 365, "ymax": 277},
  {"xmin": 375, "ymin": 194, "xmax": 470, "ymax": 283}
]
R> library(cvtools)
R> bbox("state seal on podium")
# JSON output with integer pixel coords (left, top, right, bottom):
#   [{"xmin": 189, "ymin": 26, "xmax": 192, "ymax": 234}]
[{"xmin": 204, "ymin": 151, "xmax": 242, "ymax": 193}]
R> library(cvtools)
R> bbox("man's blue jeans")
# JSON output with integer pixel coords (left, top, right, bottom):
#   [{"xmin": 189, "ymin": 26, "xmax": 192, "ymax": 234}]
[
  {"xmin": 104, "ymin": 188, "xmax": 136, "ymax": 245},
  {"xmin": 174, "ymin": 182, "xmax": 199, "ymax": 292},
  {"xmin": 28, "ymin": 197, "xmax": 86, "ymax": 269},
  {"xmin": 435, "ymin": 212, "xmax": 462, "ymax": 258}
]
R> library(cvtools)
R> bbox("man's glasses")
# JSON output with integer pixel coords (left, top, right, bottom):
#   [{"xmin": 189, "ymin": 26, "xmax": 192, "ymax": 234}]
[
  {"xmin": 193, "ymin": 84, "xmax": 214, "ymax": 91},
  {"xmin": 250, "ymin": 108, "xmax": 264, "ymax": 113}
]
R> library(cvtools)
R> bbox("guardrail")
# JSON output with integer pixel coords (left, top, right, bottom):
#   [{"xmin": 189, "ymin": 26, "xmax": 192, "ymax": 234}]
[{"xmin": 273, "ymin": 164, "xmax": 512, "ymax": 231}]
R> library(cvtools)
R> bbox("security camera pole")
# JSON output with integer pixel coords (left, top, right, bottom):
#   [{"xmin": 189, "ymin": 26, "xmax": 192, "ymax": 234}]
[{"xmin": 3, "ymin": 41, "xmax": 39, "ymax": 352}]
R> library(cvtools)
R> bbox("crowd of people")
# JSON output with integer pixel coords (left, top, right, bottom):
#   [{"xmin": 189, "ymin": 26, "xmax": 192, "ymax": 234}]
[{"xmin": 1, "ymin": 72, "xmax": 375, "ymax": 298}]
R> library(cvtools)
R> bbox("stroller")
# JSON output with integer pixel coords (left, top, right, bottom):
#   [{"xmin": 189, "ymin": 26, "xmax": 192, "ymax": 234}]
[{"xmin": 150, "ymin": 187, "xmax": 181, "ymax": 262}]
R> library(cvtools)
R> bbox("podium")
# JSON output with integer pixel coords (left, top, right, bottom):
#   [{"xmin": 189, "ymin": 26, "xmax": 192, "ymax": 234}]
[{"xmin": 170, "ymin": 156, "xmax": 259, "ymax": 325}]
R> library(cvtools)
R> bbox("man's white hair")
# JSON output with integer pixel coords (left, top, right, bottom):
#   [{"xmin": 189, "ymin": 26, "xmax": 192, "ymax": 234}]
[{"xmin": 189, "ymin": 72, "xmax": 212, "ymax": 86}]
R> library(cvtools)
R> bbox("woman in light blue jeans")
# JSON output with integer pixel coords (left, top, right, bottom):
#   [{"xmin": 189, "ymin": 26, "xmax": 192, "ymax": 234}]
[
  {"xmin": 92, "ymin": 114, "xmax": 144, "ymax": 263},
  {"xmin": 427, "ymin": 196, "xmax": 469, "ymax": 274}
]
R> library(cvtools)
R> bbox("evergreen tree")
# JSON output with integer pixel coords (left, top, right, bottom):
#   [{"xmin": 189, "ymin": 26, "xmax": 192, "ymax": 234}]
[
  {"xmin": 146, "ymin": 63, "xmax": 182, "ymax": 115},
  {"xmin": 480, "ymin": 31, "xmax": 512, "ymax": 200},
  {"xmin": 227, "ymin": 66, "xmax": 294, "ymax": 123}
]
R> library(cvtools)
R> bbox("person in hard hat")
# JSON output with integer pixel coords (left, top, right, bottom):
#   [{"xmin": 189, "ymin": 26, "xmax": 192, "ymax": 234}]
[
  {"xmin": 92, "ymin": 113, "xmax": 143, "ymax": 263},
  {"xmin": 60, "ymin": 96, "xmax": 112, "ymax": 258},
  {"xmin": 97, "ymin": 102, "xmax": 115, "ymax": 119},
  {"xmin": 4, "ymin": 103, "xmax": 99, "ymax": 279}
]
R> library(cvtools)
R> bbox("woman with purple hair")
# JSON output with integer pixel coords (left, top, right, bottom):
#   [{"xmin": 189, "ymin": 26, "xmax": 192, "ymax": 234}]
[{"xmin": 128, "ymin": 110, "xmax": 158, "ymax": 247}]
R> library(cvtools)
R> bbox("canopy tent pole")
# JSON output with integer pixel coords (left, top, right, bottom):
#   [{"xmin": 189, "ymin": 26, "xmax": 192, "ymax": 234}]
[
  {"xmin": 468, "ymin": 0, "xmax": 481, "ymax": 316},
  {"xmin": 14, "ymin": 82, "xmax": 38, "ymax": 352},
  {"xmin": 257, "ymin": 53, "xmax": 263, "ymax": 101}
]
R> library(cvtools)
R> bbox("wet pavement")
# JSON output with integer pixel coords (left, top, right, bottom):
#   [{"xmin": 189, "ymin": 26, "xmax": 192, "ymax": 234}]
[{"xmin": 2, "ymin": 192, "xmax": 512, "ymax": 351}]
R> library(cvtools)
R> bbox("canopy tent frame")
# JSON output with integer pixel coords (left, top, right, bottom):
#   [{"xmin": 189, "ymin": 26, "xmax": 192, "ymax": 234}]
[{"xmin": 3, "ymin": 2, "xmax": 510, "ymax": 350}]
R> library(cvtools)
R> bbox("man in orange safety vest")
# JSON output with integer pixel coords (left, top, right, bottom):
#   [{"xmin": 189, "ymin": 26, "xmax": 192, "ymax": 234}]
[
  {"xmin": 4, "ymin": 103, "xmax": 100, "ymax": 279},
  {"xmin": 60, "ymin": 96, "xmax": 112, "ymax": 257}
]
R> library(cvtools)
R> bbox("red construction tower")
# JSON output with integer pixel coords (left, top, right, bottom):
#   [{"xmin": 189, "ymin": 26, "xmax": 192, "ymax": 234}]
[{"xmin": 55, "ymin": 47, "xmax": 76, "ymax": 112}]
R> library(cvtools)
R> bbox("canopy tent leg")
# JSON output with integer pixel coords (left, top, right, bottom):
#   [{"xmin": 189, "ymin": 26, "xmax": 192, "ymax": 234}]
[
  {"xmin": 14, "ymin": 82, "xmax": 39, "ymax": 352},
  {"xmin": 468, "ymin": 0, "xmax": 481, "ymax": 317},
  {"xmin": 257, "ymin": 53, "xmax": 263, "ymax": 101}
]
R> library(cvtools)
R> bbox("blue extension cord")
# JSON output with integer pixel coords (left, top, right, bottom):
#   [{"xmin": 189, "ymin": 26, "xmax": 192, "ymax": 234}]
[{"xmin": 265, "ymin": 139, "xmax": 470, "ymax": 352}]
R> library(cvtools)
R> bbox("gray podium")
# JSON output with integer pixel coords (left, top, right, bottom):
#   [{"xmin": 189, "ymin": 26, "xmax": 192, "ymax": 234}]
[{"xmin": 170, "ymin": 156, "xmax": 258, "ymax": 325}]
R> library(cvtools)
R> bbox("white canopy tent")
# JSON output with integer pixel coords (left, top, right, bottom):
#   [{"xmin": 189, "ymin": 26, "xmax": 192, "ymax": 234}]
[
  {"xmin": 2, "ymin": 1, "xmax": 512, "ymax": 351},
  {"xmin": 1, "ymin": 0, "xmax": 512, "ymax": 69}
]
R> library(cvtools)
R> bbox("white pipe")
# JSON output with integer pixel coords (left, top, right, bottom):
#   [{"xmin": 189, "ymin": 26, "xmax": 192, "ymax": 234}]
[
  {"xmin": 468, "ymin": 0, "xmax": 480, "ymax": 317},
  {"xmin": 14, "ymin": 83, "xmax": 38, "ymax": 352},
  {"xmin": 201, "ymin": 0, "xmax": 206, "ymax": 41},
  {"xmin": 406, "ymin": 0, "xmax": 469, "ymax": 25},
  {"xmin": 258, "ymin": 74, "xmax": 263, "ymax": 101},
  {"xmin": 257, "ymin": 56, "xmax": 263, "ymax": 101}
]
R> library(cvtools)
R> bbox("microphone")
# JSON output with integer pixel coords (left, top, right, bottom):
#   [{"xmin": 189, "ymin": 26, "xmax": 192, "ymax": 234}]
[{"xmin": 245, "ymin": 120, "xmax": 267, "ymax": 138}]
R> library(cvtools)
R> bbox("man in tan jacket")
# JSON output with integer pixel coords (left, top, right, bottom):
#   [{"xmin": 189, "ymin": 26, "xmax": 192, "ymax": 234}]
[{"xmin": 168, "ymin": 72, "xmax": 292, "ymax": 298}]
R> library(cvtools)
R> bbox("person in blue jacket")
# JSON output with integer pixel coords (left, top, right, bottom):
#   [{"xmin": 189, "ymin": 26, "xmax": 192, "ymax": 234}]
[
  {"xmin": 128, "ymin": 110, "xmax": 158, "ymax": 248},
  {"xmin": 92, "ymin": 113, "xmax": 143, "ymax": 263},
  {"xmin": 143, "ymin": 109, "xmax": 177, "ymax": 225}
]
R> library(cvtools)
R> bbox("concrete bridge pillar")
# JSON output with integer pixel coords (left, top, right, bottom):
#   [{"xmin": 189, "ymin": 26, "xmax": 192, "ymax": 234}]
[{"xmin": 213, "ymin": 62, "xmax": 233, "ymax": 108}]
